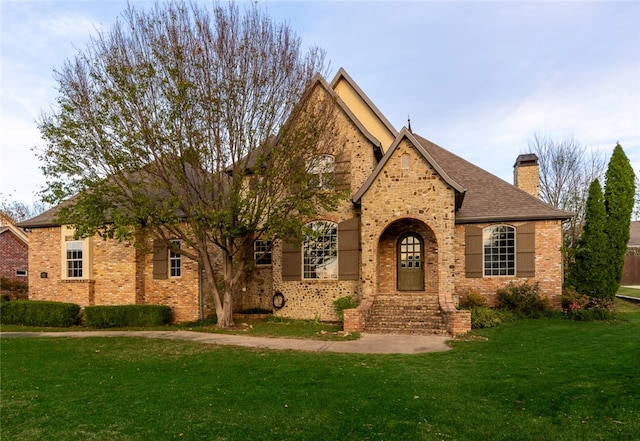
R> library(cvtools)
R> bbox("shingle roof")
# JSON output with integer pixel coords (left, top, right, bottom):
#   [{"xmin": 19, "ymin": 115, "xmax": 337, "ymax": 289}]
[
  {"xmin": 17, "ymin": 199, "xmax": 74, "ymax": 229},
  {"xmin": 412, "ymin": 134, "xmax": 573, "ymax": 223}
]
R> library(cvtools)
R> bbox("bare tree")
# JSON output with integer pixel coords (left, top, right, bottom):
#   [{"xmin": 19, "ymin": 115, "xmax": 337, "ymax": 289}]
[
  {"xmin": 0, "ymin": 197, "xmax": 48, "ymax": 223},
  {"xmin": 37, "ymin": 1, "xmax": 343, "ymax": 327},
  {"xmin": 527, "ymin": 133, "xmax": 607, "ymax": 248}
]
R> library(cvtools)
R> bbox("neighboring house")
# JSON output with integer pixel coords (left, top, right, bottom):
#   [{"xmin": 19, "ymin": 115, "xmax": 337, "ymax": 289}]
[
  {"xmin": 622, "ymin": 221, "xmax": 640, "ymax": 285},
  {"xmin": 0, "ymin": 211, "xmax": 29, "ymax": 299},
  {"xmin": 19, "ymin": 69, "xmax": 572, "ymax": 335}
]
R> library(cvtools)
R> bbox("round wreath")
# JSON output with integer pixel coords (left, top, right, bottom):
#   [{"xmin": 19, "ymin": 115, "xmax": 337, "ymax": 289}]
[{"xmin": 272, "ymin": 291, "xmax": 285, "ymax": 310}]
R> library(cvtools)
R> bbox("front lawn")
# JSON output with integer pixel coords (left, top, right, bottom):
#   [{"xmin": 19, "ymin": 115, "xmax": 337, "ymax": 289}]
[{"xmin": 2, "ymin": 304, "xmax": 638, "ymax": 440}]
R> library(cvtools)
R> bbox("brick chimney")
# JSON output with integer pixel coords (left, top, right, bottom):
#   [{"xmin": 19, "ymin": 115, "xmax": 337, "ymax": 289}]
[{"xmin": 513, "ymin": 153, "xmax": 539, "ymax": 199}]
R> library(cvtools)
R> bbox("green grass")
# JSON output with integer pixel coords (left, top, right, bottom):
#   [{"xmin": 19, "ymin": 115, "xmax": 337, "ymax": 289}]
[
  {"xmin": 2, "ymin": 305, "xmax": 639, "ymax": 440},
  {"xmin": 0, "ymin": 316, "xmax": 358, "ymax": 340},
  {"xmin": 617, "ymin": 285, "xmax": 640, "ymax": 298}
]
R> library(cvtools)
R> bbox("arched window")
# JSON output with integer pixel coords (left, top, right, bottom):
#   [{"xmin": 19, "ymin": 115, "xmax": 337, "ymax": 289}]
[
  {"xmin": 306, "ymin": 154, "xmax": 335, "ymax": 190},
  {"xmin": 401, "ymin": 153, "xmax": 411, "ymax": 170},
  {"xmin": 303, "ymin": 220, "xmax": 338, "ymax": 279},
  {"xmin": 483, "ymin": 225, "xmax": 515, "ymax": 276}
]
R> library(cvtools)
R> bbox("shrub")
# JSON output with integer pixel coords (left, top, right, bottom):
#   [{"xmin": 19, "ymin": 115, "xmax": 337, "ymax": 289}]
[
  {"xmin": 333, "ymin": 295, "xmax": 357, "ymax": 322},
  {"xmin": 0, "ymin": 277, "xmax": 28, "ymax": 300},
  {"xmin": 459, "ymin": 291, "xmax": 487, "ymax": 309},
  {"xmin": 496, "ymin": 282, "xmax": 551, "ymax": 317},
  {"xmin": 84, "ymin": 305, "xmax": 172, "ymax": 328},
  {"xmin": 562, "ymin": 293, "xmax": 615, "ymax": 322},
  {"xmin": 470, "ymin": 307, "xmax": 514, "ymax": 329},
  {"xmin": 0, "ymin": 300, "xmax": 80, "ymax": 327}
]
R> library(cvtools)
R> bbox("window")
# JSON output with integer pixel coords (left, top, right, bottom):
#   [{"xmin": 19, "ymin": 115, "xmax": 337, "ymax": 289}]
[
  {"xmin": 303, "ymin": 220, "xmax": 338, "ymax": 279},
  {"xmin": 16, "ymin": 270, "xmax": 27, "ymax": 277},
  {"xmin": 401, "ymin": 153, "xmax": 411, "ymax": 170},
  {"xmin": 169, "ymin": 240, "xmax": 181, "ymax": 277},
  {"xmin": 483, "ymin": 225, "xmax": 515, "ymax": 276},
  {"xmin": 254, "ymin": 240, "xmax": 272, "ymax": 266},
  {"xmin": 307, "ymin": 154, "xmax": 335, "ymax": 190},
  {"xmin": 66, "ymin": 241, "xmax": 84, "ymax": 278},
  {"xmin": 399, "ymin": 235, "xmax": 421, "ymax": 268}
]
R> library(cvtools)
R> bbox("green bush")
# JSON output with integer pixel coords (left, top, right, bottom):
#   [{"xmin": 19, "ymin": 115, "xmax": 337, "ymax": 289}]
[
  {"xmin": 470, "ymin": 307, "xmax": 514, "ymax": 329},
  {"xmin": 333, "ymin": 295, "xmax": 357, "ymax": 322},
  {"xmin": 459, "ymin": 291, "xmax": 488, "ymax": 309},
  {"xmin": 84, "ymin": 305, "xmax": 172, "ymax": 328},
  {"xmin": 496, "ymin": 282, "xmax": 551, "ymax": 317},
  {"xmin": 0, "ymin": 300, "xmax": 80, "ymax": 327}
]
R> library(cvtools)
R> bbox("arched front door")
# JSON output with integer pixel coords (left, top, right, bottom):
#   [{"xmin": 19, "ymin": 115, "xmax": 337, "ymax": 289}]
[{"xmin": 398, "ymin": 234, "xmax": 424, "ymax": 291}]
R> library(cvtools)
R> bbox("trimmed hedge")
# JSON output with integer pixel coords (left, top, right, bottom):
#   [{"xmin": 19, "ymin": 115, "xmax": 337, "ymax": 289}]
[
  {"xmin": 84, "ymin": 305, "xmax": 172, "ymax": 328},
  {"xmin": 0, "ymin": 300, "xmax": 81, "ymax": 327}
]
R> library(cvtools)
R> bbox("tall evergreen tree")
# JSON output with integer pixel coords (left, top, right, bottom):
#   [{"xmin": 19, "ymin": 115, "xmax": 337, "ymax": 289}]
[
  {"xmin": 567, "ymin": 179, "xmax": 610, "ymax": 297},
  {"xmin": 603, "ymin": 144, "xmax": 636, "ymax": 295}
]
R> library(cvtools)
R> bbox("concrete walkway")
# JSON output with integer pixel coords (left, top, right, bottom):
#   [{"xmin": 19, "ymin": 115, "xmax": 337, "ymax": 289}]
[{"xmin": 0, "ymin": 330, "xmax": 451, "ymax": 354}]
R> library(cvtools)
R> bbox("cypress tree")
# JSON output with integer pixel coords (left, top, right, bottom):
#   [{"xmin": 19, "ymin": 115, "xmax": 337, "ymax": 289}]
[
  {"xmin": 568, "ymin": 179, "xmax": 610, "ymax": 297},
  {"xmin": 603, "ymin": 144, "xmax": 636, "ymax": 295}
]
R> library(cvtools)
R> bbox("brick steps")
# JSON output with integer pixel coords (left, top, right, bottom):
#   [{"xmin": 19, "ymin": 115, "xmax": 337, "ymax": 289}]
[{"xmin": 364, "ymin": 294, "xmax": 448, "ymax": 335}]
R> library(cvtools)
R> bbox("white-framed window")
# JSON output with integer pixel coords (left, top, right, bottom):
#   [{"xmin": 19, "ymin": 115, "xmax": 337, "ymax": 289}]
[
  {"xmin": 303, "ymin": 220, "xmax": 338, "ymax": 280},
  {"xmin": 16, "ymin": 270, "xmax": 27, "ymax": 277},
  {"xmin": 306, "ymin": 154, "xmax": 335, "ymax": 190},
  {"xmin": 483, "ymin": 225, "xmax": 515, "ymax": 276},
  {"xmin": 66, "ymin": 241, "xmax": 84, "ymax": 278},
  {"xmin": 254, "ymin": 240, "xmax": 272, "ymax": 266},
  {"xmin": 169, "ymin": 240, "xmax": 181, "ymax": 277}
]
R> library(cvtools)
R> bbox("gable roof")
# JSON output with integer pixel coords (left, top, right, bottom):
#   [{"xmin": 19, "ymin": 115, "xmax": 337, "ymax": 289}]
[
  {"xmin": 353, "ymin": 127, "xmax": 466, "ymax": 205},
  {"xmin": 412, "ymin": 134, "xmax": 573, "ymax": 223},
  {"xmin": 330, "ymin": 68, "xmax": 398, "ymax": 151},
  {"xmin": 0, "ymin": 212, "xmax": 29, "ymax": 244}
]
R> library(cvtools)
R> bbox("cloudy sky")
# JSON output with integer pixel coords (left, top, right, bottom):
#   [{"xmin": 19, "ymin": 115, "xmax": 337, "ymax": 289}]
[{"xmin": 1, "ymin": 0, "xmax": 639, "ymax": 205}]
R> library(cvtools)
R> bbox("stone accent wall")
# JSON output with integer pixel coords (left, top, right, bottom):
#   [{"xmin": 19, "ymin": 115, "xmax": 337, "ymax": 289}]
[
  {"xmin": 453, "ymin": 219, "xmax": 564, "ymax": 307},
  {"xmin": 359, "ymin": 138, "xmax": 457, "ymax": 303}
]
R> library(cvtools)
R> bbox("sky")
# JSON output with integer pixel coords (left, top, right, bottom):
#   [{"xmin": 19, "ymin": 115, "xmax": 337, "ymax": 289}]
[{"xmin": 1, "ymin": 0, "xmax": 639, "ymax": 206}]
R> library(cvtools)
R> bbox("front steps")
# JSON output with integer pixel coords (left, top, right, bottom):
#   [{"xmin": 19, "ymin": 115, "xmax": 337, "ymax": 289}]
[{"xmin": 364, "ymin": 294, "xmax": 448, "ymax": 335}]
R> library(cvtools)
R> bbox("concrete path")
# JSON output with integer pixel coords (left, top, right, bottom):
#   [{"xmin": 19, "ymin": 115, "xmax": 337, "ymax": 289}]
[{"xmin": 0, "ymin": 330, "xmax": 451, "ymax": 354}]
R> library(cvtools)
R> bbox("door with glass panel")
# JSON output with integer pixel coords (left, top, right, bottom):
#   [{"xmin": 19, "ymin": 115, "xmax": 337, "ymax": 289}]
[{"xmin": 397, "ymin": 234, "xmax": 424, "ymax": 291}]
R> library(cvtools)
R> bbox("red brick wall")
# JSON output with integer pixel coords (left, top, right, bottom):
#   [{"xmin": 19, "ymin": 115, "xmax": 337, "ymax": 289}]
[
  {"xmin": 454, "ymin": 219, "xmax": 564, "ymax": 307},
  {"xmin": 0, "ymin": 231, "xmax": 28, "ymax": 281}
]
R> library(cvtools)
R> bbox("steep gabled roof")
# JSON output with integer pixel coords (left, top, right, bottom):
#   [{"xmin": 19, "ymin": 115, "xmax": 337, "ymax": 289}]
[
  {"xmin": 330, "ymin": 68, "xmax": 398, "ymax": 151},
  {"xmin": 353, "ymin": 127, "xmax": 465, "ymax": 204},
  {"xmin": 412, "ymin": 134, "xmax": 573, "ymax": 223}
]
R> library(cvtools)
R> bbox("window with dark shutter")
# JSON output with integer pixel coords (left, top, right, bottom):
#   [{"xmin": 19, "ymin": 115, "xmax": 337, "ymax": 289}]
[
  {"xmin": 516, "ymin": 222, "xmax": 535, "ymax": 277},
  {"xmin": 338, "ymin": 217, "xmax": 359, "ymax": 280},
  {"xmin": 153, "ymin": 239, "xmax": 168, "ymax": 280},
  {"xmin": 465, "ymin": 225, "xmax": 483, "ymax": 278}
]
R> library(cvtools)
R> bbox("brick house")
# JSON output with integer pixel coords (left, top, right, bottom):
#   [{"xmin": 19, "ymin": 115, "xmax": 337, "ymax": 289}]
[
  {"xmin": 19, "ymin": 69, "xmax": 572, "ymax": 334},
  {"xmin": 622, "ymin": 221, "xmax": 640, "ymax": 285},
  {"xmin": 0, "ymin": 212, "xmax": 29, "ymax": 299}
]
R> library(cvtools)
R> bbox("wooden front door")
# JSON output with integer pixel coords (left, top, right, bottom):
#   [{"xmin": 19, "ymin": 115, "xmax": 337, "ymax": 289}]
[{"xmin": 398, "ymin": 234, "xmax": 424, "ymax": 291}]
